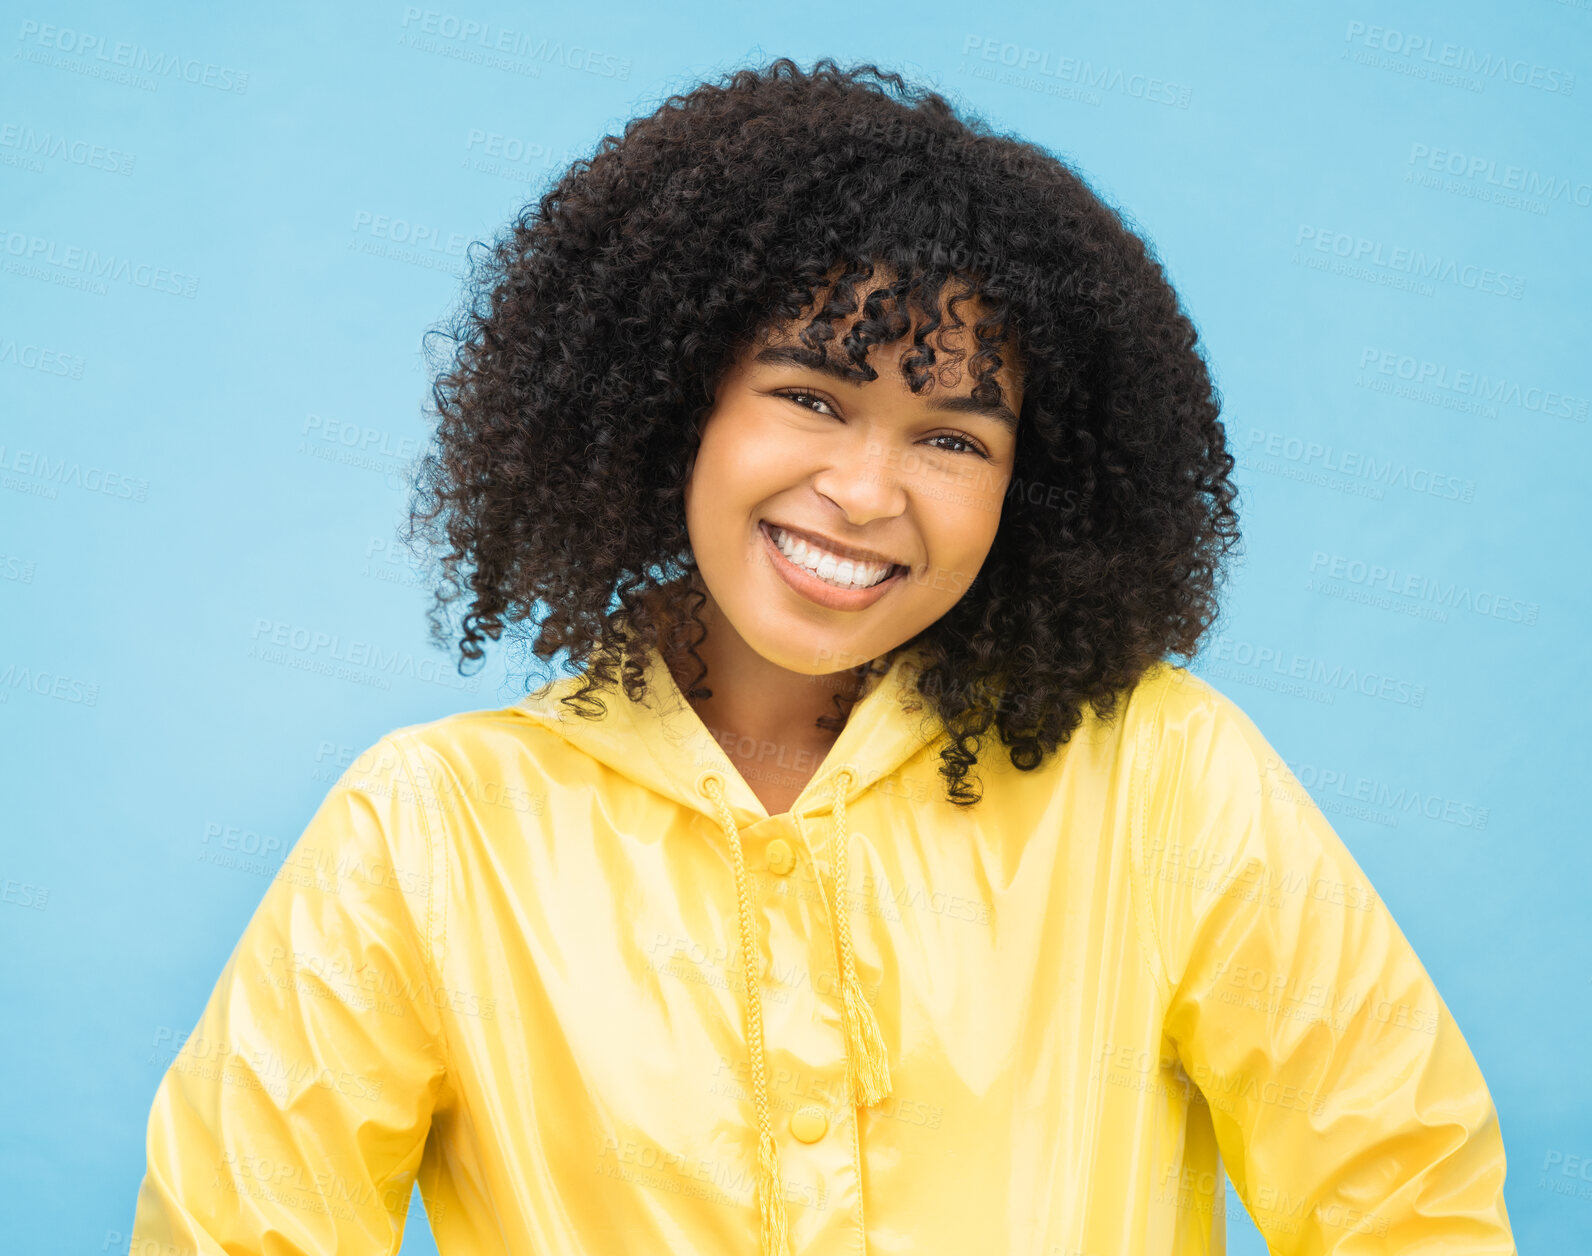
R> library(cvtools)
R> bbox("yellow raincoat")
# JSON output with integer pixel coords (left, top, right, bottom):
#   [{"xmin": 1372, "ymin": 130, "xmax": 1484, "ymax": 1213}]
[{"xmin": 132, "ymin": 642, "xmax": 1516, "ymax": 1253}]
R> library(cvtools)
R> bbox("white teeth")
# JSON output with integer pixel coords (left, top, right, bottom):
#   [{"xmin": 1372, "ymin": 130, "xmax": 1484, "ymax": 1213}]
[{"xmin": 768, "ymin": 526, "xmax": 895, "ymax": 590}]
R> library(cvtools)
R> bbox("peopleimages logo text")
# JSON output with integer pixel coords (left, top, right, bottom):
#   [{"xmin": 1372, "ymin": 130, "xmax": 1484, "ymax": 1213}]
[
  {"xmin": 1295, "ymin": 227, "xmax": 1523, "ymax": 298},
  {"xmin": 397, "ymin": 8, "xmax": 631, "ymax": 78},
  {"xmin": 14, "ymin": 21, "xmax": 249, "ymax": 93},
  {"xmin": 1343, "ymin": 22, "xmax": 1575, "ymax": 95},
  {"xmin": 1407, "ymin": 144, "xmax": 1592, "ymax": 209},
  {"xmin": 0, "ymin": 226, "xmax": 199, "ymax": 298},
  {"xmin": 1307, "ymin": 553, "xmax": 1539, "ymax": 625},
  {"xmin": 1358, "ymin": 348, "xmax": 1587, "ymax": 421},
  {"xmin": 249, "ymin": 619, "xmax": 482, "ymax": 692}
]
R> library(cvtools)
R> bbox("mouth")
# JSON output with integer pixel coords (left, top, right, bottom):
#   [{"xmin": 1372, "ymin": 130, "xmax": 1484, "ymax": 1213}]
[{"xmin": 758, "ymin": 521, "xmax": 908, "ymax": 610}]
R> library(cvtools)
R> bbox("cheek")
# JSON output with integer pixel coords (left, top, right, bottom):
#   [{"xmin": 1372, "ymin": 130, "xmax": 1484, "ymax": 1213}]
[
  {"xmin": 702, "ymin": 424, "xmax": 809, "ymax": 504},
  {"xmin": 921, "ymin": 506, "xmax": 1002, "ymax": 594},
  {"xmin": 686, "ymin": 438, "xmax": 772, "ymax": 543}
]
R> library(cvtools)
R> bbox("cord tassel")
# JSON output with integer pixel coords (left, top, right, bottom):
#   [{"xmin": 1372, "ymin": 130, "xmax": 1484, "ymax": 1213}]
[
  {"xmin": 831, "ymin": 771, "xmax": 893, "ymax": 1107},
  {"xmin": 755, "ymin": 1126, "xmax": 791, "ymax": 1256},
  {"xmin": 841, "ymin": 964, "xmax": 892, "ymax": 1105}
]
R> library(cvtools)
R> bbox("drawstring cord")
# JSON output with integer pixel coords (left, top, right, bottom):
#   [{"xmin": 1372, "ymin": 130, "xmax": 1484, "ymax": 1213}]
[
  {"xmin": 699, "ymin": 771, "xmax": 791, "ymax": 1256},
  {"xmin": 827, "ymin": 770, "xmax": 893, "ymax": 1107},
  {"xmin": 695, "ymin": 765, "xmax": 894, "ymax": 1256}
]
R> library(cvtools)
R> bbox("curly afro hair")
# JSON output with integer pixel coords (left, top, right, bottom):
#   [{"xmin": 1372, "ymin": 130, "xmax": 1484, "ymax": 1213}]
[{"xmin": 403, "ymin": 55, "xmax": 1242, "ymax": 807}]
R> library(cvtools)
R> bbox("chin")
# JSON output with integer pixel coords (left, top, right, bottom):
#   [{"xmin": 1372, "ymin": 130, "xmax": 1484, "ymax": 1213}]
[
  {"xmin": 775, "ymin": 627, "xmax": 901, "ymax": 678},
  {"xmin": 750, "ymin": 635, "xmax": 844, "ymax": 676}
]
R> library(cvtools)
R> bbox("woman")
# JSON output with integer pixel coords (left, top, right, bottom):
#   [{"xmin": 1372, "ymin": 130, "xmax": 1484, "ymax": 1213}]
[{"xmin": 131, "ymin": 58, "xmax": 1516, "ymax": 1255}]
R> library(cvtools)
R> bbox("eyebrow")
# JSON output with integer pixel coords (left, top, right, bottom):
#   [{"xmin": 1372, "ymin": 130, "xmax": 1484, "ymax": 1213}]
[{"xmin": 753, "ymin": 344, "xmax": 1019, "ymax": 430}]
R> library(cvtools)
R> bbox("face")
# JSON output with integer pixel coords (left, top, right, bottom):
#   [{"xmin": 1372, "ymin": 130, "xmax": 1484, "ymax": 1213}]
[{"xmin": 681, "ymin": 273, "xmax": 1024, "ymax": 676}]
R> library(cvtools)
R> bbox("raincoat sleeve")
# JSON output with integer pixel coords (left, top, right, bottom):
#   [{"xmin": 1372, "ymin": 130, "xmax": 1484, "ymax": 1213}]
[
  {"xmin": 131, "ymin": 733, "xmax": 450, "ymax": 1254},
  {"xmin": 1132, "ymin": 678, "xmax": 1515, "ymax": 1254}
]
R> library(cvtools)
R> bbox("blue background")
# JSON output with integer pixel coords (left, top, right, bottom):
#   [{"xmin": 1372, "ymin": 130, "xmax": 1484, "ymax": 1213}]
[{"xmin": 2, "ymin": 1, "xmax": 1587, "ymax": 1250}]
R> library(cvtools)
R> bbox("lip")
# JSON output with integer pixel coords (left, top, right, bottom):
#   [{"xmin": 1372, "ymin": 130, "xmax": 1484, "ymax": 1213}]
[
  {"xmin": 758, "ymin": 521, "xmax": 906, "ymax": 612},
  {"xmin": 762, "ymin": 521, "xmax": 904, "ymax": 567}
]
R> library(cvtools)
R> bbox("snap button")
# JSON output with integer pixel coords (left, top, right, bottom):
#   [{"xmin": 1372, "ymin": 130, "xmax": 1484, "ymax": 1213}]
[
  {"xmin": 790, "ymin": 1105, "xmax": 828, "ymax": 1143},
  {"xmin": 765, "ymin": 838, "xmax": 795, "ymax": 876}
]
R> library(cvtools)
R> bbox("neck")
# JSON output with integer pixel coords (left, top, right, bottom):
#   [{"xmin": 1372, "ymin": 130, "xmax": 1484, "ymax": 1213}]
[{"xmin": 650, "ymin": 575, "xmax": 874, "ymax": 763}]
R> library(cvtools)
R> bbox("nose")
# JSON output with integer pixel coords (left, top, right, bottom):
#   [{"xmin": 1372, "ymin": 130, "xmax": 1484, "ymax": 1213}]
[{"xmin": 809, "ymin": 434, "xmax": 909, "ymax": 526}]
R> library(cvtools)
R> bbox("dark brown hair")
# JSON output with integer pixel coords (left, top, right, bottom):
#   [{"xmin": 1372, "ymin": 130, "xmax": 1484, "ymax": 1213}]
[{"xmin": 404, "ymin": 56, "xmax": 1241, "ymax": 806}]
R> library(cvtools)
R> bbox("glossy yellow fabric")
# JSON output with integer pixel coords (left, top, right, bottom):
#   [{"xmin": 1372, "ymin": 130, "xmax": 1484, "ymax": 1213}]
[{"xmin": 132, "ymin": 644, "xmax": 1517, "ymax": 1253}]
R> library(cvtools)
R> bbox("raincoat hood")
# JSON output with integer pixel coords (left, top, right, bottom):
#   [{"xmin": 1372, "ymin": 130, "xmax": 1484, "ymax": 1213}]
[{"xmin": 517, "ymin": 640, "xmax": 943, "ymax": 828}]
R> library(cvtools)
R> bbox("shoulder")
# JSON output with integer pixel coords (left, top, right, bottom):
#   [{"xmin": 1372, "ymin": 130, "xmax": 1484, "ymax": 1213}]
[
  {"xmin": 1112, "ymin": 660, "xmax": 1290, "ymax": 806},
  {"xmin": 1116, "ymin": 657, "xmax": 1236, "ymax": 724},
  {"xmin": 385, "ymin": 702, "xmax": 568, "ymax": 761},
  {"xmin": 335, "ymin": 704, "xmax": 569, "ymax": 824},
  {"xmin": 1101, "ymin": 657, "xmax": 1222, "ymax": 750}
]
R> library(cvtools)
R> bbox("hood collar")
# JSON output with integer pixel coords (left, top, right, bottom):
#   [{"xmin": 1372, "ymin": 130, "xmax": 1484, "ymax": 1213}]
[
  {"xmin": 516, "ymin": 639, "xmax": 942, "ymax": 1255},
  {"xmin": 515, "ymin": 638, "xmax": 943, "ymax": 827}
]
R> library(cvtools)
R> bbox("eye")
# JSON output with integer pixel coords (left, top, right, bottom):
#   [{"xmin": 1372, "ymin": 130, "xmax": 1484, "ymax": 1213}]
[
  {"xmin": 775, "ymin": 389, "xmax": 838, "ymax": 416},
  {"xmin": 926, "ymin": 433, "xmax": 991, "ymax": 460}
]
